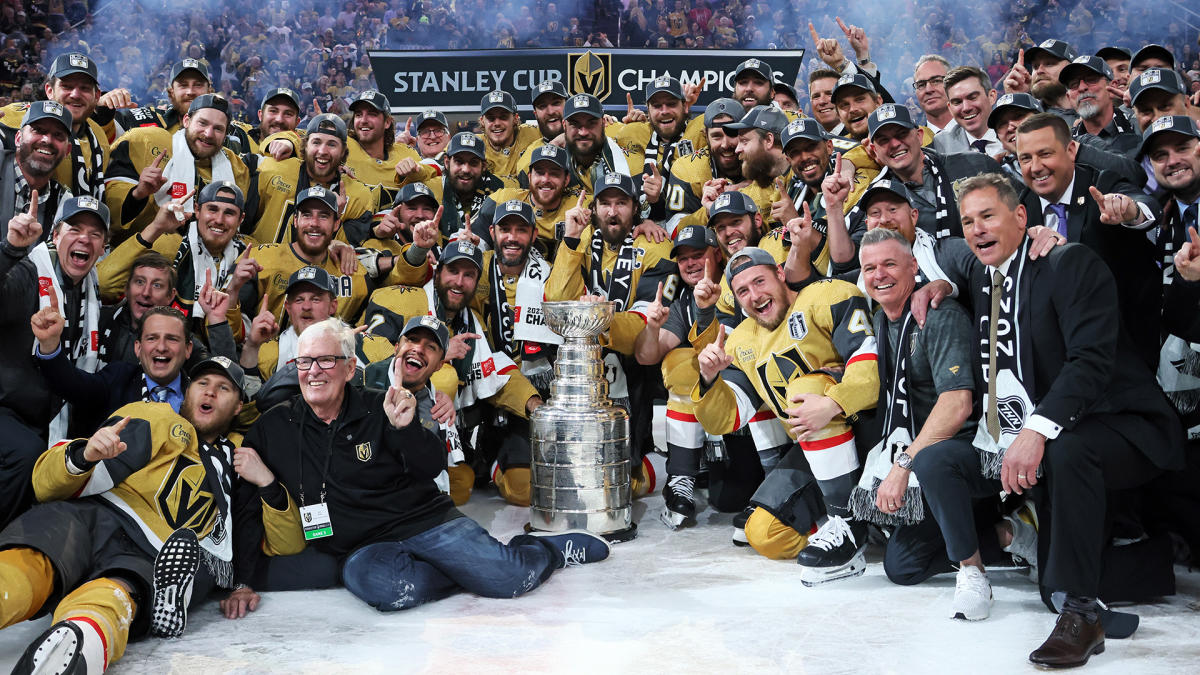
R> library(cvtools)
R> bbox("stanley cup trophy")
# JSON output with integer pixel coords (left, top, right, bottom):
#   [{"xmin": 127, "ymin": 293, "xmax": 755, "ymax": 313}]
[{"xmin": 529, "ymin": 301, "xmax": 637, "ymax": 542}]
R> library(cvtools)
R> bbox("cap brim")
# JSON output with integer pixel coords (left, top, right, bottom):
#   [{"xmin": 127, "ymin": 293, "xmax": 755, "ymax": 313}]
[
  {"xmin": 565, "ymin": 110, "xmax": 603, "ymax": 119},
  {"xmin": 52, "ymin": 67, "xmax": 97, "ymax": 82},
  {"xmin": 1059, "ymin": 63, "xmax": 1106, "ymax": 84},
  {"xmin": 482, "ymin": 104, "xmax": 516, "ymax": 114},
  {"xmin": 190, "ymin": 364, "xmax": 247, "ymax": 400}
]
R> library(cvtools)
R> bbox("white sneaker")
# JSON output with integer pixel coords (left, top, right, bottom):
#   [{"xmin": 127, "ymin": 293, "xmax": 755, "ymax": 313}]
[{"xmin": 951, "ymin": 565, "xmax": 993, "ymax": 621}]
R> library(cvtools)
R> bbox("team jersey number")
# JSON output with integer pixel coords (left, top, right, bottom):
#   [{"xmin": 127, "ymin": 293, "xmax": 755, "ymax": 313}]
[
  {"xmin": 666, "ymin": 184, "xmax": 686, "ymax": 212},
  {"xmin": 847, "ymin": 308, "xmax": 872, "ymax": 335}
]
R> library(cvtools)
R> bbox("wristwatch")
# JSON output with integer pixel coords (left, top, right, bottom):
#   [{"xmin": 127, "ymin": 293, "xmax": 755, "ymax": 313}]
[
  {"xmin": 858, "ymin": 55, "xmax": 872, "ymax": 65},
  {"xmin": 894, "ymin": 450, "xmax": 914, "ymax": 470}
]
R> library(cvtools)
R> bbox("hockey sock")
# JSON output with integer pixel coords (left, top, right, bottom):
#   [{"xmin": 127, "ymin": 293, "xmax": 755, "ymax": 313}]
[
  {"xmin": 0, "ymin": 547, "xmax": 55, "ymax": 628},
  {"xmin": 817, "ymin": 474, "xmax": 856, "ymax": 519}
]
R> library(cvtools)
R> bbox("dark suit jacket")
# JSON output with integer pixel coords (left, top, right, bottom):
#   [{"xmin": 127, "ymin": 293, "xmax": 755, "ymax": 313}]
[
  {"xmin": 964, "ymin": 241, "xmax": 1181, "ymax": 471},
  {"xmin": 34, "ymin": 351, "xmax": 185, "ymax": 436},
  {"xmin": 1018, "ymin": 163, "xmax": 1162, "ymax": 367}
]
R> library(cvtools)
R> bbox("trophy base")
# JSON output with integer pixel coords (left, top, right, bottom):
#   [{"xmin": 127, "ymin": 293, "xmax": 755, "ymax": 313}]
[{"xmin": 524, "ymin": 521, "xmax": 638, "ymax": 544}]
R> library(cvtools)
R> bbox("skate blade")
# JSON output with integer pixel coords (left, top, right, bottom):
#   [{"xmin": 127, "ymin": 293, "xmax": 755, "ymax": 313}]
[
  {"xmin": 659, "ymin": 509, "xmax": 692, "ymax": 530},
  {"xmin": 29, "ymin": 627, "xmax": 79, "ymax": 675},
  {"xmin": 799, "ymin": 553, "xmax": 867, "ymax": 587}
]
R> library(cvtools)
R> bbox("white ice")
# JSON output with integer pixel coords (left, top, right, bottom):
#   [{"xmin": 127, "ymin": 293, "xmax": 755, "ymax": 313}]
[{"xmin": 2, "ymin": 476, "xmax": 1199, "ymax": 674}]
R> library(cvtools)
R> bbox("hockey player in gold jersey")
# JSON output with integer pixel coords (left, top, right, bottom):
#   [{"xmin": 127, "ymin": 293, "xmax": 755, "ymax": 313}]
[
  {"xmin": 477, "ymin": 91, "xmax": 542, "ymax": 185},
  {"xmin": 104, "ymin": 94, "xmax": 251, "ymax": 244},
  {"xmin": 0, "ymin": 358, "xmax": 301, "ymax": 672},
  {"xmin": 0, "ymin": 53, "xmax": 114, "ymax": 200},
  {"xmin": 242, "ymin": 186, "xmax": 431, "ymax": 325},
  {"xmin": 250, "ymin": 114, "xmax": 379, "ymax": 246},
  {"xmin": 473, "ymin": 144, "xmax": 580, "ymax": 259},
  {"xmin": 695, "ymin": 247, "xmax": 878, "ymax": 583},
  {"xmin": 663, "ymin": 97, "xmax": 745, "ymax": 236},
  {"xmin": 346, "ymin": 90, "xmax": 437, "ymax": 206}
]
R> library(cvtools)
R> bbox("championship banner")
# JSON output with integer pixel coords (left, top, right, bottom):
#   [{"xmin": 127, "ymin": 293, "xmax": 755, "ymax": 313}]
[{"xmin": 367, "ymin": 48, "xmax": 805, "ymax": 113}]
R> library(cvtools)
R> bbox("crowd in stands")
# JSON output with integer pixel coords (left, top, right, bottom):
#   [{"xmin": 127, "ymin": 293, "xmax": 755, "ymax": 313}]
[{"xmin": 0, "ymin": 1, "xmax": 1195, "ymax": 128}]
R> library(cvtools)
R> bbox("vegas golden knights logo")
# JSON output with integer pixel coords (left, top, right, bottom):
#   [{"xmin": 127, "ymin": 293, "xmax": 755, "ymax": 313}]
[
  {"xmin": 568, "ymin": 51, "xmax": 611, "ymax": 100},
  {"xmin": 356, "ymin": 442, "xmax": 373, "ymax": 462}
]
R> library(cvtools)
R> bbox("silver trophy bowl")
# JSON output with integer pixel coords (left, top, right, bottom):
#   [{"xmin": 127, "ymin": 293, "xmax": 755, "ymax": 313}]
[
  {"xmin": 529, "ymin": 300, "xmax": 635, "ymax": 542},
  {"xmin": 541, "ymin": 301, "xmax": 614, "ymax": 339}
]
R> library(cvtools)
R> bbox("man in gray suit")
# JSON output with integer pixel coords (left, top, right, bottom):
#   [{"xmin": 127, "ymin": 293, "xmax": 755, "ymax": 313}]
[{"xmin": 933, "ymin": 67, "xmax": 1002, "ymax": 157}]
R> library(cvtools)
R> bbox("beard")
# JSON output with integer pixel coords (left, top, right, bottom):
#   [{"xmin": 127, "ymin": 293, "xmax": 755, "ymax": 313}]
[
  {"xmin": 1076, "ymin": 96, "xmax": 1103, "ymax": 120},
  {"xmin": 180, "ymin": 398, "xmax": 233, "ymax": 440},
  {"xmin": 742, "ymin": 152, "xmax": 779, "ymax": 187},
  {"xmin": 1031, "ymin": 80, "xmax": 1068, "ymax": 106},
  {"xmin": 17, "ymin": 141, "xmax": 59, "ymax": 178},
  {"xmin": 497, "ymin": 242, "xmax": 530, "ymax": 268}
]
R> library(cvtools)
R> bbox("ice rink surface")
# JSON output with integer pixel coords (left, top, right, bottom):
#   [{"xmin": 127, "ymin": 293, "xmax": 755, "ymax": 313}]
[{"xmin": 2, "ymin": 479, "xmax": 1198, "ymax": 675}]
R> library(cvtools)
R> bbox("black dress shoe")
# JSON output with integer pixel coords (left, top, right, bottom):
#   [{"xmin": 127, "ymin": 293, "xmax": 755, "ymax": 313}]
[{"xmin": 1029, "ymin": 610, "xmax": 1106, "ymax": 668}]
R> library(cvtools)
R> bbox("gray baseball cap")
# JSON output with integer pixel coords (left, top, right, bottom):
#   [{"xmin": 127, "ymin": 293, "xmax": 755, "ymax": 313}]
[
  {"xmin": 724, "ymin": 246, "xmax": 777, "ymax": 284},
  {"xmin": 704, "ymin": 97, "xmax": 743, "ymax": 127},
  {"xmin": 198, "ymin": 181, "xmax": 245, "ymax": 211},
  {"xmin": 723, "ymin": 105, "xmax": 788, "ymax": 136}
]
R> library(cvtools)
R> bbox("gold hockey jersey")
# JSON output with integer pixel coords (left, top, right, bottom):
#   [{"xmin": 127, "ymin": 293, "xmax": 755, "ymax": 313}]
[
  {"xmin": 249, "ymin": 156, "xmax": 379, "ymax": 246},
  {"xmin": 693, "ymin": 278, "xmax": 879, "ymax": 441},
  {"xmin": 251, "ymin": 242, "xmax": 371, "ymax": 324},
  {"xmin": 104, "ymin": 126, "xmax": 251, "ymax": 243},
  {"xmin": 480, "ymin": 126, "xmax": 543, "ymax": 184},
  {"xmin": 1, "ymin": 102, "xmax": 110, "ymax": 197}
]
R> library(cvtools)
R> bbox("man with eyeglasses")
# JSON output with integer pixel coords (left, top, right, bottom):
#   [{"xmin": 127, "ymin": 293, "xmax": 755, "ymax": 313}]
[
  {"xmin": 226, "ymin": 317, "xmax": 609, "ymax": 616},
  {"xmin": 912, "ymin": 55, "xmax": 957, "ymax": 135}
]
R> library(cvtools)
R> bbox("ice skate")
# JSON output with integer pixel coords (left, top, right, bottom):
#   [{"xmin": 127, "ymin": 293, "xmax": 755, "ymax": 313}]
[
  {"xmin": 150, "ymin": 528, "xmax": 201, "ymax": 638},
  {"xmin": 660, "ymin": 475, "xmax": 697, "ymax": 529},
  {"xmin": 796, "ymin": 515, "xmax": 867, "ymax": 586},
  {"xmin": 731, "ymin": 506, "xmax": 754, "ymax": 546},
  {"xmin": 12, "ymin": 621, "xmax": 87, "ymax": 675}
]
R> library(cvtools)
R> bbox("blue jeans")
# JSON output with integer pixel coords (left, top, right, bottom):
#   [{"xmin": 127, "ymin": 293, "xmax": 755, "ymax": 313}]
[{"xmin": 341, "ymin": 517, "xmax": 558, "ymax": 611}]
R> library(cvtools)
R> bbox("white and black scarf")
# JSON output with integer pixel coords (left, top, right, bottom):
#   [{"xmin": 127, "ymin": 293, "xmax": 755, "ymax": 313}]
[
  {"xmin": 853, "ymin": 152, "xmax": 956, "ymax": 239},
  {"xmin": 973, "ymin": 239, "xmax": 1035, "ymax": 478},
  {"xmin": 197, "ymin": 436, "xmax": 235, "ymax": 588},
  {"xmin": 29, "ymin": 243, "xmax": 99, "ymax": 441},
  {"xmin": 70, "ymin": 123, "xmax": 105, "ymax": 199},
  {"xmin": 154, "ymin": 129, "xmax": 235, "ymax": 213},
  {"xmin": 589, "ymin": 228, "xmax": 638, "ymax": 311},
  {"xmin": 642, "ymin": 131, "xmax": 691, "ymax": 177},
  {"xmin": 179, "ymin": 222, "xmax": 242, "ymax": 320},
  {"xmin": 851, "ymin": 309, "xmax": 924, "ymax": 525},
  {"xmin": 486, "ymin": 248, "xmax": 559, "ymax": 355},
  {"xmin": 574, "ymin": 137, "xmax": 632, "ymax": 192}
]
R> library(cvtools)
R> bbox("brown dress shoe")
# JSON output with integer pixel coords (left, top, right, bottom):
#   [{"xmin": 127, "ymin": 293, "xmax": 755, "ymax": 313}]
[{"xmin": 1029, "ymin": 610, "xmax": 1106, "ymax": 668}]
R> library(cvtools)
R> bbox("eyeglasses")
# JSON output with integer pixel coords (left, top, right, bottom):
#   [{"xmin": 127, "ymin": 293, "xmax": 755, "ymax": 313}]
[
  {"xmin": 913, "ymin": 76, "xmax": 945, "ymax": 92},
  {"xmin": 418, "ymin": 127, "xmax": 447, "ymax": 138},
  {"xmin": 292, "ymin": 355, "xmax": 349, "ymax": 371}
]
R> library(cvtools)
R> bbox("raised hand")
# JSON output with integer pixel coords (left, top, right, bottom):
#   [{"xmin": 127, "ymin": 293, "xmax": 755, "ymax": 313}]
[
  {"xmin": 147, "ymin": 187, "xmax": 196, "ymax": 239},
  {"xmin": 1174, "ymin": 226, "xmax": 1200, "ymax": 282},
  {"xmin": 98, "ymin": 88, "xmax": 136, "ymax": 109},
  {"xmin": 84, "ymin": 416, "xmax": 132, "ymax": 462},
  {"xmin": 444, "ymin": 331, "xmax": 480, "ymax": 362},
  {"xmin": 412, "ymin": 205, "xmax": 442, "ymax": 249},
  {"xmin": 132, "ymin": 151, "xmax": 169, "ymax": 200},
  {"xmin": 564, "ymin": 191, "xmax": 591, "ymax": 239},
  {"xmin": 836, "ymin": 17, "xmax": 869, "ymax": 60},
  {"xmin": 198, "ymin": 268, "xmax": 231, "ymax": 324},
  {"xmin": 821, "ymin": 153, "xmax": 851, "ymax": 210},
  {"xmin": 383, "ymin": 384, "xmax": 417, "ymax": 428},
  {"xmin": 771, "ymin": 176, "xmax": 799, "ymax": 225},
  {"xmin": 246, "ymin": 295, "xmax": 280, "ymax": 347},
  {"xmin": 227, "ymin": 245, "xmax": 262, "ymax": 297},
  {"xmin": 30, "ymin": 286, "xmax": 64, "ymax": 354},
  {"xmin": 693, "ymin": 258, "xmax": 720, "ymax": 309},
  {"xmin": 643, "ymin": 281, "xmax": 669, "ymax": 331},
  {"xmin": 697, "ymin": 324, "xmax": 733, "ymax": 385},
  {"xmin": 7, "ymin": 187, "xmax": 42, "ymax": 248},
  {"xmin": 622, "ymin": 93, "xmax": 646, "ymax": 123},
  {"xmin": 786, "ymin": 202, "xmax": 817, "ymax": 251},
  {"xmin": 336, "ymin": 180, "xmax": 348, "ymax": 216},
  {"xmin": 1089, "ymin": 186, "xmax": 1140, "ymax": 225},
  {"xmin": 396, "ymin": 116, "xmax": 415, "ymax": 146},
  {"xmin": 641, "ymin": 163, "xmax": 664, "ymax": 204},
  {"xmin": 682, "ymin": 82, "xmax": 701, "ymax": 109},
  {"xmin": 808, "ymin": 21, "xmax": 846, "ymax": 69},
  {"xmin": 1003, "ymin": 49, "xmax": 1031, "ymax": 94}
]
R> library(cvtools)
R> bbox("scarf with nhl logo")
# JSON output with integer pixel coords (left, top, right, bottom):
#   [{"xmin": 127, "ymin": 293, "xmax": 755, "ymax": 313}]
[
  {"xmin": 850, "ymin": 308, "xmax": 924, "ymax": 526},
  {"xmin": 972, "ymin": 237, "xmax": 1034, "ymax": 478}
]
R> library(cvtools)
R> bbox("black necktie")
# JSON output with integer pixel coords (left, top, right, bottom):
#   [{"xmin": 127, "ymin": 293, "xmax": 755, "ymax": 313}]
[
  {"xmin": 971, "ymin": 139, "xmax": 989, "ymax": 154},
  {"xmin": 1186, "ymin": 204, "xmax": 1198, "ymax": 233}
]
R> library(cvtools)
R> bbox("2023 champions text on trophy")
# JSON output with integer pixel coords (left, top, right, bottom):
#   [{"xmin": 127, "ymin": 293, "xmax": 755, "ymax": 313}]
[{"xmin": 529, "ymin": 301, "xmax": 636, "ymax": 542}]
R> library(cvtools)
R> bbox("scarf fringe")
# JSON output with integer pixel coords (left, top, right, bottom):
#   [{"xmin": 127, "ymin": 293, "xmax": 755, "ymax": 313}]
[
  {"xmin": 978, "ymin": 447, "xmax": 1005, "ymax": 479},
  {"xmin": 849, "ymin": 480, "xmax": 924, "ymax": 527},
  {"xmin": 201, "ymin": 549, "xmax": 234, "ymax": 589}
]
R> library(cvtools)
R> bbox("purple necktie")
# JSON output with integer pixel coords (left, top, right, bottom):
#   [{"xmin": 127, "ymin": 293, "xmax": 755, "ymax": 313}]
[{"xmin": 1046, "ymin": 203, "xmax": 1068, "ymax": 238}]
